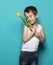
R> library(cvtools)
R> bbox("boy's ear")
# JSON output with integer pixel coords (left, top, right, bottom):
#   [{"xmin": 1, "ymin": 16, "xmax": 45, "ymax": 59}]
[{"xmin": 36, "ymin": 13, "xmax": 38, "ymax": 19}]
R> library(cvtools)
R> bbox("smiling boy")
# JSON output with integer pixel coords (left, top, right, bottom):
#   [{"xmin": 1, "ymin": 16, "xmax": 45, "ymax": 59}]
[{"xmin": 19, "ymin": 6, "xmax": 45, "ymax": 65}]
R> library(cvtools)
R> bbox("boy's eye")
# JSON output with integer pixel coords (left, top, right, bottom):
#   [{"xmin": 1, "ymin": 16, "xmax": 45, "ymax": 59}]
[
  {"xmin": 29, "ymin": 15, "xmax": 32, "ymax": 18},
  {"xmin": 26, "ymin": 16, "xmax": 32, "ymax": 19}
]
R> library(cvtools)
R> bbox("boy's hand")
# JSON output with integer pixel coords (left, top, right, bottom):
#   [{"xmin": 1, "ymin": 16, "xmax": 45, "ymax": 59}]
[{"xmin": 35, "ymin": 32, "xmax": 41, "ymax": 38}]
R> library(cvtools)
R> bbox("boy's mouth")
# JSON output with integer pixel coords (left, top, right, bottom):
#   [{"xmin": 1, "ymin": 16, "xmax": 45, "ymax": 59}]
[{"xmin": 27, "ymin": 20, "xmax": 33, "ymax": 23}]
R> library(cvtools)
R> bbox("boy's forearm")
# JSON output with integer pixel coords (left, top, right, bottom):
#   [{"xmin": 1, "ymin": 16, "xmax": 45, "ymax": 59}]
[
  {"xmin": 39, "ymin": 34, "xmax": 45, "ymax": 43},
  {"xmin": 23, "ymin": 32, "xmax": 34, "ymax": 43}
]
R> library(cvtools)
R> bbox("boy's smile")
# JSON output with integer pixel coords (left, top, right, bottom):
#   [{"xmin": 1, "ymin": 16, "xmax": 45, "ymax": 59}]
[{"xmin": 25, "ymin": 11, "xmax": 38, "ymax": 25}]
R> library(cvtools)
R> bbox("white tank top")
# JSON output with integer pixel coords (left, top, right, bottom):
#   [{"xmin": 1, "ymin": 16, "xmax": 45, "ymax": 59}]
[{"xmin": 21, "ymin": 24, "xmax": 42, "ymax": 52}]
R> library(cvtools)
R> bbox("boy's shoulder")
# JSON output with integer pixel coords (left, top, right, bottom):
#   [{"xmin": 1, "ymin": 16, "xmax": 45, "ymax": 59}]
[{"xmin": 38, "ymin": 24, "xmax": 44, "ymax": 28}]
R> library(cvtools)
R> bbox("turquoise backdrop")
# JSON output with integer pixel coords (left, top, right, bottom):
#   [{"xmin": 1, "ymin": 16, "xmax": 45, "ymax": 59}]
[{"xmin": 0, "ymin": 0, "xmax": 53, "ymax": 65}]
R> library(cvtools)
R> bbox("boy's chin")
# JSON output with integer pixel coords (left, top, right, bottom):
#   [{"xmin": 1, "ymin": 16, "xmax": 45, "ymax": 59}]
[{"xmin": 31, "ymin": 22, "xmax": 35, "ymax": 25}]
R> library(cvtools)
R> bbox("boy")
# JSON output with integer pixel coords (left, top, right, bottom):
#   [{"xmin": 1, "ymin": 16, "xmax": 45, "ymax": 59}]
[{"xmin": 19, "ymin": 6, "xmax": 45, "ymax": 65}]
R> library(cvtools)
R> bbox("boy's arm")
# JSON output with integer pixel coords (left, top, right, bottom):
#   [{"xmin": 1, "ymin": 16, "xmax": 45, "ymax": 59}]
[
  {"xmin": 39, "ymin": 27, "xmax": 45, "ymax": 42},
  {"xmin": 23, "ymin": 26, "xmax": 35, "ymax": 43},
  {"xmin": 35, "ymin": 27, "xmax": 45, "ymax": 43}
]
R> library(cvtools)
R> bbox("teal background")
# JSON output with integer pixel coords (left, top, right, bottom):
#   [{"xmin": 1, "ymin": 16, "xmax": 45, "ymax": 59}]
[{"xmin": 0, "ymin": 0, "xmax": 53, "ymax": 65}]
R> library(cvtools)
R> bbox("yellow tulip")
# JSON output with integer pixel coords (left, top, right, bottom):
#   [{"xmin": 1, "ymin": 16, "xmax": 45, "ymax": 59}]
[{"xmin": 16, "ymin": 12, "xmax": 20, "ymax": 17}]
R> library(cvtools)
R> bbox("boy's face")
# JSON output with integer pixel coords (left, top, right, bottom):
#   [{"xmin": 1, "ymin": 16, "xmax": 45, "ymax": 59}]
[{"xmin": 25, "ymin": 11, "xmax": 38, "ymax": 25}]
